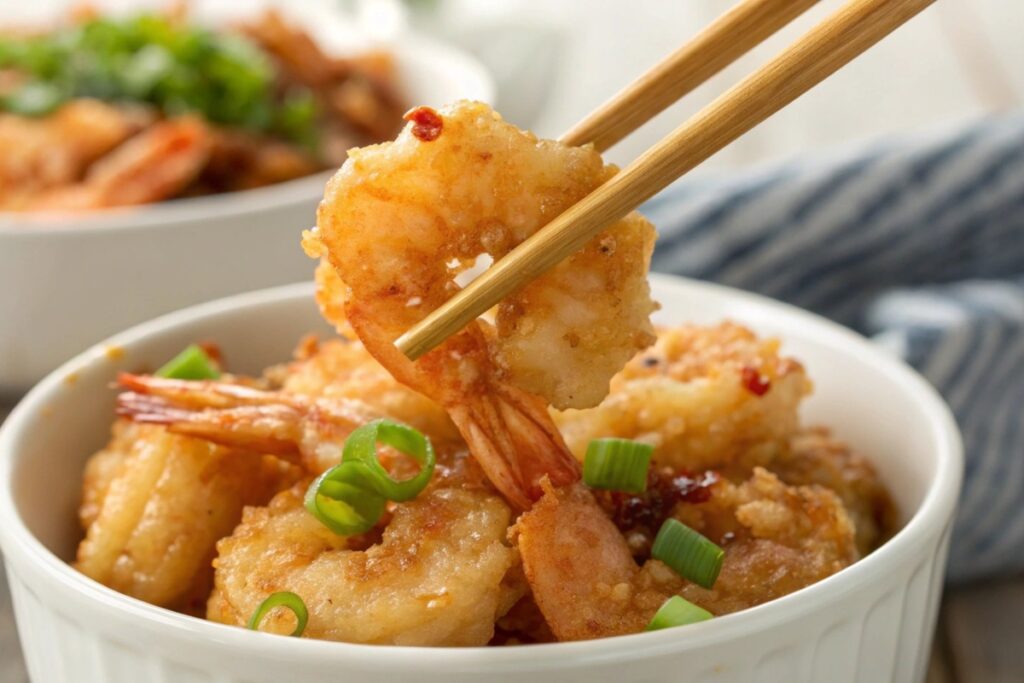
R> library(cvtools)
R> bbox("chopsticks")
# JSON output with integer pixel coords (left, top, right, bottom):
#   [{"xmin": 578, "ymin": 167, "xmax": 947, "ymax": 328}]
[
  {"xmin": 561, "ymin": 0, "xmax": 822, "ymax": 152},
  {"xmin": 395, "ymin": 0, "xmax": 936, "ymax": 360}
]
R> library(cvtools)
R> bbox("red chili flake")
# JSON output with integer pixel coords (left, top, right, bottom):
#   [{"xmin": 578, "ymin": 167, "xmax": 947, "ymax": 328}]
[
  {"xmin": 741, "ymin": 366, "xmax": 771, "ymax": 396},
  {"xmin": 197, "ymin": 341, "xmax": 224, "ymax": 369},
  {"xmin": 404, "ymin": 106, "xmax": 443, "ymax": 141},
  {"xmin": 597, "ymin": 468, "xmax": 719, "ymax": 561}
]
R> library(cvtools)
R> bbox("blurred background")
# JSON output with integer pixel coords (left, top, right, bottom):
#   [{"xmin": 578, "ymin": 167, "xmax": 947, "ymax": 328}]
[
  {"xmin": 5, "ymin": 0, "xmax": 1021, "ymax": 170},
  {"xmin": 1, "ymin": 1, "xmax": 1022, "ymax": 682},
  {"xmin": 386, "ymin": 0, "xmax": 1022, "ymax": 171}
]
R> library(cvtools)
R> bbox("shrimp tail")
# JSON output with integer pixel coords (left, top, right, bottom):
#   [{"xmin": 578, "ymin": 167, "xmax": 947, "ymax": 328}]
[
  {"xmin": 115, "ymin": 374, "xmax": 382, "ymax": 470},
  {"xmin": 450, "ymin": 387, "xmax": 580, "ymax": 510},
  {"xmin": 116, "ymin": 390, "xmax": 304, "ymax": 460},
  {"xmin": 116, "ymin": 373, "xmax": 287, "ymax": 409}
]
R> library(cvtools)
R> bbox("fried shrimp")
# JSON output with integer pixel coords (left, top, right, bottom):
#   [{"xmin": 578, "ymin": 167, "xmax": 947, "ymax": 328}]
[
  {"xmin": 115, "ymin": 374, "xmax": 523, "ymax": 645},
  {"xmin": 0, "ymin": 99, "xmax": 145, "ymax": 209},
  {"xmin": 274, "ymin": 335, "xmax": 460, "ymax": 446},
  {"xmin": 773, "ymin": 427, "xmax": 895, "ymax": 555},
  {"xmin": 515, "ymin": 468, "xmax": 857, "ymax": 641},
  {"xmin": 208, "ymin": 481, "xmax": 523, "ymax": 645},
  {"xmin": 670, "ymin": 469, "xmax": 857, "ymax": 614},
  {"xmin": 555, "ymin": 323, "xmax": 811, "ymax": 475},
  {"xmin": 515, "ymin": 481, "xmax": 681, "ymax": 640},
  {"xmin": 117, "ymin": 373, "xmax": 387, "ymax": 474},
  {"xmin": 28, "ymin": 116, "xmax": 212, "ymax": 211},
  {"xmin": 75, "ymin": 421, "xmax": 296, "ymax": 613},
  {"xmin": 311, "ymin": 100, "xmax": 660, "ymax": 506}
]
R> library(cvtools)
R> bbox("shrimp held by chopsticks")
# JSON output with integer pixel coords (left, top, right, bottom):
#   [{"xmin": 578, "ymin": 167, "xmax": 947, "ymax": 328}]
[{"xmin": 309, "ymin": 100, "xmax": 658, "ymax": 508}]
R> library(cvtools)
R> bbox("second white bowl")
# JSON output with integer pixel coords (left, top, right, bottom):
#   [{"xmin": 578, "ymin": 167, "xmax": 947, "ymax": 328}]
[{"xmin": 0, "ymin": 30, "xmax": 492, "ymax": 394}]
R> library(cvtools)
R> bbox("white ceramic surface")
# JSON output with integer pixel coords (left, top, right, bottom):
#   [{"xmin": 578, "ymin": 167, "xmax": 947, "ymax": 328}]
[
  {"xmin": 0, "ymin": 274, "xmax": 962, "ymax": 683},
  {"xmin": 0, "ymin": 26, "xmax": 493, "ymax": 394}
]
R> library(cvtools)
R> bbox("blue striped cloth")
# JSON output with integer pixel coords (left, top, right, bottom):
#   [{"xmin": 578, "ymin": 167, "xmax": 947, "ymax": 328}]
[{"xmin": 643, "ymin": 115, "xmax": 1024, "ymax": 584}]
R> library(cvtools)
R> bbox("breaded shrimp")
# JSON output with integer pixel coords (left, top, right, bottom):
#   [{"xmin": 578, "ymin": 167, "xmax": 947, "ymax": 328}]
[
  {"xmin": 515, "ymin": 469, "xmax": 857, "ymax": 641},
  {"xmin": 115, "ymin": 374, "xmax": 523, "ymax": 645},
  {"xmin": 0, "ymin": 99, "xmax": 145, "ymax": 208},
  {"xmin": 75, "ymin": 421, "xmax": 296, "ymax": 613},
  {"xmin": 117, "ymin": 373, "xmax": 387, "ymax": 475},
  {"xmin": 515, "ymin": 481, "xmax": 681, "ymax": 640},
  {"xmin": 671, "ymin": 469, "xmax": 858, "ymax": 614},
  {"xmin": 272, "ymin": 335, "xmax": 461, "ymax": 447},
  {"xmin": 555, "ymin": 323, "xmax": 811, "ymax": 475},
  {"xmin": 208, "ymin": 481, "xmax": 522, "ymax": 645},
  {"xmin": 28, "ymin": 116, "xmax": 211, "ymax": 211},
  {"xmin": 555, "ymin": 325, "xmax": 892, "ymax": 555},
  {"xmin": 311, "ymin": 100, "xmax": 659, "ymax": 506},
  {"xmin": 773, "ymin": 427, "xmax": 896, "ymax": 555}
]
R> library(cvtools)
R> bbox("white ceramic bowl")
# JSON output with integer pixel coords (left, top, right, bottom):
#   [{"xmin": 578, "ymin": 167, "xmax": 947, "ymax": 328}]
[
  {"xmin": 0, "ymin": 274, "xmax": 962, "ymax": 683},
  {"xmin": 0, "ymin": 20, "xmax": 493, "ymax": 395}
]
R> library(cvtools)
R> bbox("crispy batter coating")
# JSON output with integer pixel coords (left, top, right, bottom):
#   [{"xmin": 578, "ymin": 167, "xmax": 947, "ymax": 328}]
[
  {"xmin": 773, "ymin": 427, "xmax": 896, "ymax": 555},
  {"xmin": 310, "ymin": 99, "xmax": 665, "ymax": 507},
  {"xmin": 515, "ymin": 482, "xmax": 680, "ymax": 641},
  {"xmin": 673, "ymin": 468, "xmax": 858, "ymax": 615},
  {"xmin": 75, "ymin": 422, "xmax": 296, "ymax": 612},
  {"xmin": 0, "ymin": 99, "xmax": 144, "ymax": 209},
  {"xmin": 555, "ymin": 323, "xmax": 811, "ymax": 474},
  {"xmin": 276, "ymin": 336, "xmax": 460, "ymax": 447},
  {"xmin": 208, "ymin": 482, "xmax": 523, "ymax": 645},
  {"xmin": 313, "ymin": 99, "xmax": 657, "ymax": 412},
  {"xmin": 515, "ymin": 469, "xmax": 857, "ymax": 641}
]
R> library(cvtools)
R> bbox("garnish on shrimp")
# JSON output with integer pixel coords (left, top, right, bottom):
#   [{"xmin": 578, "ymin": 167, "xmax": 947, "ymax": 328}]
[{"xmin": 309, "ymin": 100, "xmax": 658, "ymax": 507}]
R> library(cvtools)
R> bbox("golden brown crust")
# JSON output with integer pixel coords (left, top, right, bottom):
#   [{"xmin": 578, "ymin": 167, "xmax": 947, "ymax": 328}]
[
  {"xmin": 555, "ymin": 322, "xmax": 811, "ymax": 474},
  {"xmin": 209, "ymin": 483, "xmax": 522, "ymax": 645},
  {"xmin": 75, "ymin": 423, "xmax": 297, "ymax": 610}
]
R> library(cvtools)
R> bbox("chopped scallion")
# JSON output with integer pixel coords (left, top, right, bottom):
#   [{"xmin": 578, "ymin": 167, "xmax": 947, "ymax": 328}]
[
  {"xmin": 304, "ymin": 420, "xmax": 435, "ymax": 536},
  {"xmin": 247, "ymin": 591, "xmax": 308, "ymax": 637},
  {"xmin": 155, "ymin": 344, "xmax": 220, "ymax": 380},
  {"xmin": 582, "ymin": 438, "xmax": 653, "ymax": 493},
  {"xmin": 651, "ymin": 518, "xmax": 724, "ymax": 589},
  {"xmin": 341, "ymin": 419, "xmax": 436, "ymax": 502},
  {"xmin": 304, "ymin": 461, "xmax": 387, "ymax": 536},
  {"xmin": 0, "ymin": 13, "xmax": 321, "ymax": 146},
  {"xmin": 2, "ymin": 81, "xmax": 63, "ymax": 116},
  {"xmin": 646, "ymin": 595, "xmax": 712, "ymax": 631}
]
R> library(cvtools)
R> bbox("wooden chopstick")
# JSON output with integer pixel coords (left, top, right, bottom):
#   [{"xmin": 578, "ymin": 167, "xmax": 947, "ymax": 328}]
[
  {"xmin": 561, "ymin": 0, "xmax": 822, "ymax": 152},
  {"xmin": 396, "ymin": 0, "xmax": 936, "ymax": 360}
]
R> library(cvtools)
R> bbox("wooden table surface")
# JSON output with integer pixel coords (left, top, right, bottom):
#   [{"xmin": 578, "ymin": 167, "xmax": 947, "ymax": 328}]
[{"xmin": 0, "ymin": 403, "xmax": 1020, "ymax": 682}]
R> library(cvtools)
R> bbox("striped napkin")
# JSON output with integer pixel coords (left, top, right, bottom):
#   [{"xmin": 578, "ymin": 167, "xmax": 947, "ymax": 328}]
[{"xmin": 643, "ymin": 115, "xmax": 1024, "ymax": 583}]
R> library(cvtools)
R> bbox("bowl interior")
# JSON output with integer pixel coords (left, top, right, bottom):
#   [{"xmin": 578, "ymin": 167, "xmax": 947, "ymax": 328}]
[{"xmin": 5, "ymin": 275, "xmax": 943, "ymax": 565}]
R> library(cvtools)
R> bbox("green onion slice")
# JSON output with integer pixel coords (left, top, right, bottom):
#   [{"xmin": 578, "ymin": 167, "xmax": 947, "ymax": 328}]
[
  {"xmin": 2, "ymin": 82, "xmax": 64, "ymax": 116},
  {"xmin": 304, "ymin": 420, "xmax": 435, "ymax": 536},
  {"xmin": 341, "ymin": 419, "xmax": 436, "ymax": 502},
  {"xmin": 651, "ymin": 518, "xmax": 725, "ymax": 589},
  {"xmin": 645, "ymin": 595, "xmax": 713, "ymax": 631},
  {"xmin": 304, "ymin": 462, "xmax": 387, "ymax": 536},
  {"xmin": 247, "ymin": 591, "xmax": 308, "ymax": 637},
  {"xmin": 583, "ymin": 438, "xmax": 653, "ymax": 493},
  {"xmin": 155, "ymin": 344, "xmax": 220, "ymax": 380}
]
